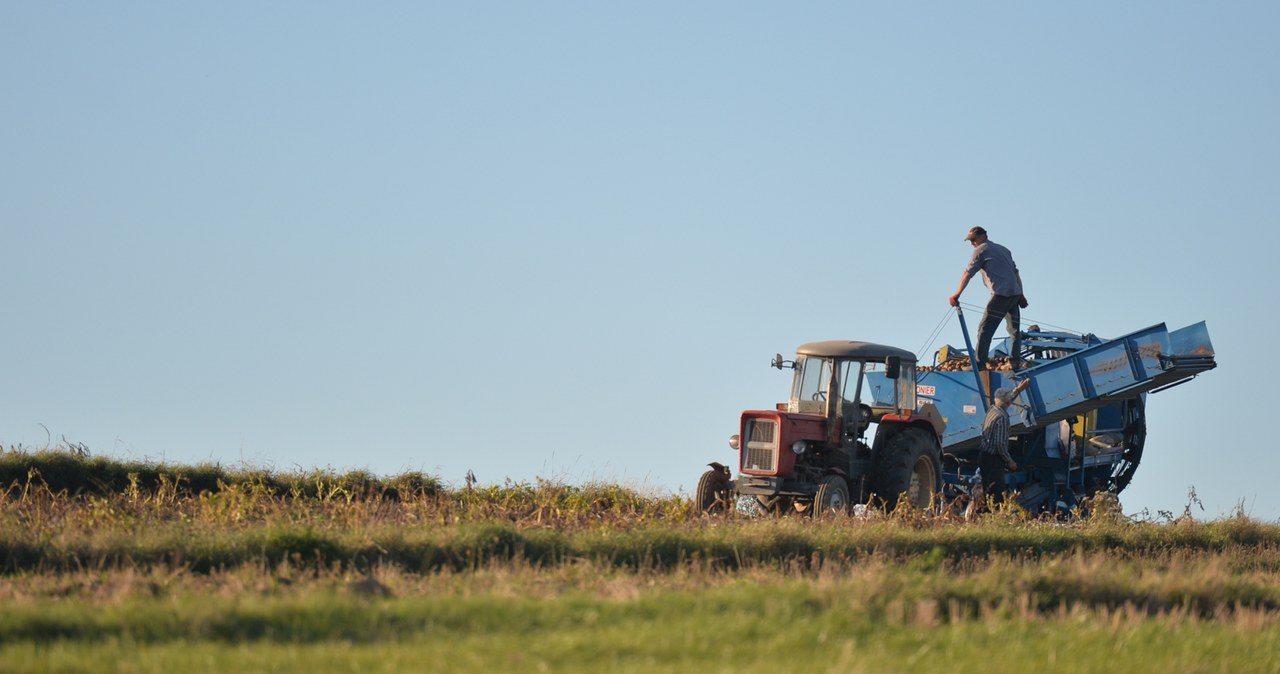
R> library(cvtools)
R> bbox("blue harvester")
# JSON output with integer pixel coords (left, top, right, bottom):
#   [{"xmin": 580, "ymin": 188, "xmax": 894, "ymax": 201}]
[
  {"xmin": 876, "ymin": 309, "xmax": 1217, "ymax": 513},
  {"xmin": 694, "ymin": 310, "xmax": 1216, "ymax": 517}
]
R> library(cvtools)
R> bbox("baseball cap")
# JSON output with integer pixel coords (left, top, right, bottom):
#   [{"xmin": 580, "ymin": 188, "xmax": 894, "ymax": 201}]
[{"xmin": 964, "ymin": 226, "xmax": 987, "ymax": 241}]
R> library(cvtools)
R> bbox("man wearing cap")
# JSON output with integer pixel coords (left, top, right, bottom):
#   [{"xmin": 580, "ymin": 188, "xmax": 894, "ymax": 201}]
[
  {"xmin": 949, "ymin": 226, "xmax": 1027, "ymax": 371},
  {"xmin": 979, "ymin": 386, "xmax": 1019, "ymax": 504}
]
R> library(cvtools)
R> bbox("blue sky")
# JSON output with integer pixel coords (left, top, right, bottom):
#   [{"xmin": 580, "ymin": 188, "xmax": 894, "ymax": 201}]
[{"xmin": 3, "ymin": 3, "xmax": 1276, "ymax": 519}]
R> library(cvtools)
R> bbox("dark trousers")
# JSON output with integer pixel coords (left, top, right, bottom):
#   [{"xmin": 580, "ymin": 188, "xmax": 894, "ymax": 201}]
[
  {"xmin": 976, "ymin": 294, "xmax": 1021, "ymax": 369},
  {"xmin": 979, "ymin": 452, "xmax": 1008, "ymax": 504}
]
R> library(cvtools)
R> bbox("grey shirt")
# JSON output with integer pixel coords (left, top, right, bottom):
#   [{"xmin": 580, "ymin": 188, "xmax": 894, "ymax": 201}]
[{"xmin": 965, "ymin": 241, "xmax": 1022, "ymax": 297}]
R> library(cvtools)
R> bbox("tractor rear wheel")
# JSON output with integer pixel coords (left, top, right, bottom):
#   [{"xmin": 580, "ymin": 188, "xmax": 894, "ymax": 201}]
[
  {"xmin": 873, "ymin": 428, "xmax": 943, "ymax": 510},
  {"xmin": 813, "ymin": 475, "xmax": 850, "ymax": 516},
  {"xmin": 694, "ymin": 468, "xmax": 732, "ymax": 515}
]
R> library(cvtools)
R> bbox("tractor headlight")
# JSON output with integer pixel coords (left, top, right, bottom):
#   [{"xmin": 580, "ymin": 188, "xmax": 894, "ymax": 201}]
[
  {"xmin": 792, "ymin": 440, "xmax": 807, "ymax": 455},
  {"xmin": 729, "ymin": 434, "xmax": 740, "ymax": 450}
]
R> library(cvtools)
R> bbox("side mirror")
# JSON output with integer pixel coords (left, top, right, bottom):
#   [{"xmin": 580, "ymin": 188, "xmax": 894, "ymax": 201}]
[
  {"xmin": 885, "ymin": 355, "xmax": 901, "ymax": 379},
  {"xmin": 771, "ymin": 354, "xmax": 795, "ymax": 370}
]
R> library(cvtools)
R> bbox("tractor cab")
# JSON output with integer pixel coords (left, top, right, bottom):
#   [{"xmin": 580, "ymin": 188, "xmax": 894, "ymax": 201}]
[{"xmin": 777, "ymin": 341, "xmax": 924, "ymax": 447}]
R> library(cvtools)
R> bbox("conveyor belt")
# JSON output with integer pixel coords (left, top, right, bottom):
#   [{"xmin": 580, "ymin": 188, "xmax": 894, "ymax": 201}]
[{"xmin": 913, "ymin": 321, "xmax": 1215, "ymax": 452}]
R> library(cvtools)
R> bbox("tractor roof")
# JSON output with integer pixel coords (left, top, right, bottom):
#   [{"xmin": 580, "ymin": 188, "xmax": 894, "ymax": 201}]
[{"xmin": 795, "ymin": 341, "xmax": 917, "ymax": 363}]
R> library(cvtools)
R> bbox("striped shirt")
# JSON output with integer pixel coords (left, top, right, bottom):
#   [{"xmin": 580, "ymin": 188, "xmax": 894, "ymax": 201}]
[{"xmin": 981, "ymin": 405, "xmax": 1013, "ymax": 463}]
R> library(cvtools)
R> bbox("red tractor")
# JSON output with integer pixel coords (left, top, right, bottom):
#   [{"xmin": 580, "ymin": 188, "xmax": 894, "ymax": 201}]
[{"xmin": 696, "ymin": 341, "xmax": 945, "ymax": 515}]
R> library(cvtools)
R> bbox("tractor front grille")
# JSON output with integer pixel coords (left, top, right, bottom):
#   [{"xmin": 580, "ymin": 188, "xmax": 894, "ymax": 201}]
[{"xmin": 742, "ymin": 419, "xmax": 778, "ymax": 473}]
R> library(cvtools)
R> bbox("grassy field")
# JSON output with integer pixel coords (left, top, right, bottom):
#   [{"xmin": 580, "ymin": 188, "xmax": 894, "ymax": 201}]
[{"xmin": 3, "ymin": 449, "xmax": 1279, "ymax": 673}]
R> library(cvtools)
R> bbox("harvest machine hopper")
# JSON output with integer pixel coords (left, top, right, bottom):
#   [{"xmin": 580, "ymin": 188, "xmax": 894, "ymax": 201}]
[{"xmin": 866, "ymin": 311, "xmax": 1216, "ymax": 513}]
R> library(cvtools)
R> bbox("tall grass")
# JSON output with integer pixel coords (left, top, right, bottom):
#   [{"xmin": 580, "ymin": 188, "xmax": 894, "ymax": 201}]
[
  {"xmin": 4, "ymin": 450, "xmax": 1280, "ymax": 574},
  {"xmin": 0, "ymin": 447, "xmax": 443, "ymax": 499},
  {"xmin": 4, "ymin": 450, "xmax": 1280, "ymax": 672}
]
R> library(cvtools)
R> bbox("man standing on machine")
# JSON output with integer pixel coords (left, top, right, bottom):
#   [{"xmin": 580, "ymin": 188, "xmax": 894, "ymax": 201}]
[{"xmin": 949, "ymin": 226, "xmax": 1028, "ymax": 371}]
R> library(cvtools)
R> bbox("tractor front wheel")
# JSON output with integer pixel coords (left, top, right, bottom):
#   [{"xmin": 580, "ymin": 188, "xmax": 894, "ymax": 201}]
[
  {"xmin": 758, "ymin": 495, "xmax": 795, "ymax": 516},
  {"xmin": 694, "ymin": 468, "xmax": 732, "ymax": 515},
  {"xmin": 813, "ymin": 475, "xmax": 850, "ymax": 516}
]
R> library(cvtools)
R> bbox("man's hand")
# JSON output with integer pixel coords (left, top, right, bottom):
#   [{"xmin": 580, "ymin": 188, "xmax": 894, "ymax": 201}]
[
  {"xmin": 1018, "ymin": 295, "xmax": 1028, "ymax": 309},
  {"xmin": 1006, "ymin": 460, "xmax": 1018, "ymax": 471},
  {"xmin": 949, "ymin": 294, "xmax": 960, "ymax": 307},
  {"xmin": 1012, "ymin": 378, "xmax": 1031, "ymax": 396}
]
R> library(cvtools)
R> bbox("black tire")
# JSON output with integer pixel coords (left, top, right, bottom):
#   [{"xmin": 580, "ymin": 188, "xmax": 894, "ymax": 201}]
[
  {"xmin": 873, "ymin": 428, "xmax": 943, "ymax": 510},
  {"xmin": 694, "ymin": 468, "xmax": 731, "ymax": 514},
  {"xmin": 813, "ymin": 475, "xmax": 850, "ymax": 516}
]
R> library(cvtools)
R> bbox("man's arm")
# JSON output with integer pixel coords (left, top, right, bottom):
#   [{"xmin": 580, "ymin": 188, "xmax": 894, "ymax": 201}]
[
  {"xmin": 951, "ymin": 248, "xmax": 985, "ymax": 306},
  {"xmin": 949, "ymin": 271, "xmax": 972, "ymax": 306},
  {"xmin": 999, "ymin": 441, "xmax": 1017, "ymax": 470}
]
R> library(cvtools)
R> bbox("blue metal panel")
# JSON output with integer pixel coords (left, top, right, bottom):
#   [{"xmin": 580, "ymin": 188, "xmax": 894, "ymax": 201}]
[
  {"xmin": 912, "ymin": 369, "xmax": 1015, "ymax": 448},
  {"xmin": 1024, "ymin": 356, "xmax": 1088, "ymax": 416},
  {"xmin": 1125, "ymin": 326, "xmax": 1170, "ymax": 382},
  {"xmin": 1168, "ymin": 321, "xmax": 1214, "ymax": 357},
  {"xmin": 1079, "ymin": 342, "xmax": 1134, "ymax": 395}
]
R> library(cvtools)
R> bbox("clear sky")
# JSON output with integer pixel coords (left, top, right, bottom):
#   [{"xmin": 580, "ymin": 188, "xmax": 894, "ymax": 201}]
[{"xmin": 3, "ymin": 3, "xmax": 1276, "ymax": 519}]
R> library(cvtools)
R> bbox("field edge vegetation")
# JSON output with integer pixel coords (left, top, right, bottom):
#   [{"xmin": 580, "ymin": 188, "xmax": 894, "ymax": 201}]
[{"xmin": 5, "ymin": 449, "xmax": 1280, "ymax": 672}]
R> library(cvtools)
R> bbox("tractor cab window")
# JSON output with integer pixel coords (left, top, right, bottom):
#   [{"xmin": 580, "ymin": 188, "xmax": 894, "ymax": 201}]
[
  {"xmin": 861, "ymin": 361, "xmax": 919, "ymax": 411},
  {"xmin": 790, "ymin": 356, "xmax": 832, "ymax": 415},
  {"xmin": 839, "ymin": 360, "xmax": 872, "ymax": 435},
  {"xmin": 839, "ymin": 360, "xmax": 863, "ymax": 406},
  {"xmin": 860, "ymin": 362, "xmax": 897, "ymax": 407},
  {"xmin": 896, "ymin": 362, "xmax": 917, "ymax": 411},
  {"xmin": 792, "ymin": 356, "xmax": 831, "ymax": 402}
]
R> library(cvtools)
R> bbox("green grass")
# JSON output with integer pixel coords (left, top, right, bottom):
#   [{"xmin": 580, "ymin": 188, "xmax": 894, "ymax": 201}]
[
  {"xmin": 6, "ymin": 629, "xmax": 1275, "ymax": 674},
  {"xmin": 3, "ymin": 585, "xmax": 1279, "ymax": 673},
  {"xmin": 3, "ymin": 449, "xmax": 1280, "ymax": 673}
]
